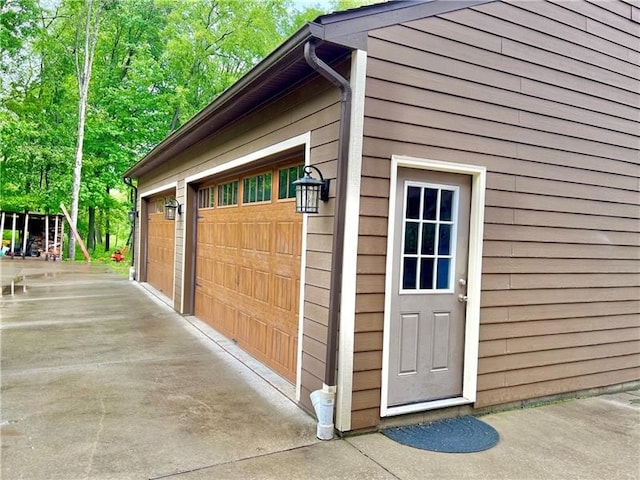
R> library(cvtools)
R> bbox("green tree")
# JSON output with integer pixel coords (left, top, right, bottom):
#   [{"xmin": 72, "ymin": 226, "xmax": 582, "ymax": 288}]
[{"xmin": 1, "ymin": 0, "xmax": 369, "ymax": 259}]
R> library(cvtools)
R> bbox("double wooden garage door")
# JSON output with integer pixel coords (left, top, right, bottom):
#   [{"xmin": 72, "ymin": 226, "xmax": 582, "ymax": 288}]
[{"xmin": 194, "ymin": 164, "xmax": 303, "ymax": 382}]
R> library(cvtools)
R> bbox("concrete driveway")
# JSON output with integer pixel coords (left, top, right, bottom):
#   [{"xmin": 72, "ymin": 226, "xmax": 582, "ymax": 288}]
[
  {"xmin": 1, "ymin": 259, "xmax": 639, "ymax": 480},
  {"xmin": 1, "ymin": 260, "xmax": 320, "ymax": 479}
]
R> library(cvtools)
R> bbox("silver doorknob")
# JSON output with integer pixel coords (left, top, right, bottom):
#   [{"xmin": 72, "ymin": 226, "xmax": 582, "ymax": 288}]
[{"xmin": 458, "ymin": 294, "xmax": 468, "ymax": 303}]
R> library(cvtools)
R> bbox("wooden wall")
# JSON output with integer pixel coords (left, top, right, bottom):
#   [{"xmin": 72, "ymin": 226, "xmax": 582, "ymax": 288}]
[{"xmin": 352, "ymin": 0, "xmax": 640, "ymax": 429}]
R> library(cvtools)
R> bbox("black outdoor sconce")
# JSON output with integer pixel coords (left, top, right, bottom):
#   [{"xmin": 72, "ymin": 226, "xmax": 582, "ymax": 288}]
[
  {"xmin": 292, "ymin": 165, "xmax": 330, "ymax": 214},
  {"xmin": 128, "ymin": 209, "xmax": 138, "ymax": 223},
  {"xmin": 164, "ymin": 199, "xmax": 182, "ymax": 220}
]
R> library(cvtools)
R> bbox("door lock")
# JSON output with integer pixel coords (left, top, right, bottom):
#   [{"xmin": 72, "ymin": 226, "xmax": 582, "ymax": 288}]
[
  {"xmin": 458, "ymin": 278, "xmax": 467, "ymax": 286},
  {"xmin": 458, "ymin": 294, "xmax": 469, "ymax": 303}
]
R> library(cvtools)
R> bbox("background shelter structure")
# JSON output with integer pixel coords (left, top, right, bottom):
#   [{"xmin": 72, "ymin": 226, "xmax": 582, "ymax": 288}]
[{"xmin": 0, "ymin": 211, "xmax": 65, "ymax": 260}]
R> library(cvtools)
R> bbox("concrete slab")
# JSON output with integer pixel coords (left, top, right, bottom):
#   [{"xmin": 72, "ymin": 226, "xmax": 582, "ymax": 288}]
[
  {"xmin": 164, "ymin": 440, "xmax": 396, "ymax": 480},
  {"xmin": 347, "ymin": 394, "xmax": 640, "ymax": 480},
  {"xmin": 1, "ymin": 262, "xmax": 318, "ymax": 479}
]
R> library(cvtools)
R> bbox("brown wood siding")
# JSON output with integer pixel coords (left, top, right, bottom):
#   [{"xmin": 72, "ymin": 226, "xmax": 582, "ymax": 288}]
[
  {"xmin": 137, "ymin": 67, "xmax": 347, "ymax": 408},
  {"xmin": 353, "ymin": 0, "xmax": 639, "ymax": 428}
]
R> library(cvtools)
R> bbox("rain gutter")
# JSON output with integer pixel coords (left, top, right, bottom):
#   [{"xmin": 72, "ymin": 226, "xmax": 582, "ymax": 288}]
[
  {"xmin": 303, "ymin": 39, "xmax": 352, "ymax": 394},
  {"xmin": 123, "ymin": 176, "xmax": 137, "ymax": 270}
]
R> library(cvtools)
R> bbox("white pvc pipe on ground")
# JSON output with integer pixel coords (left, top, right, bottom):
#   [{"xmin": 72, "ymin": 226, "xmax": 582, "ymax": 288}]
[{"xmin": 310, "ymin": 384, "xmax": 336, "ymax": 440}]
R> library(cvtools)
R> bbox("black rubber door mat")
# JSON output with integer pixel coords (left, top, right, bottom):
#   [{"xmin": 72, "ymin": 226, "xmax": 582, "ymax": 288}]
[{"xmin": 382, "ymin": 416, "xmax": 500, "ymax": 453}]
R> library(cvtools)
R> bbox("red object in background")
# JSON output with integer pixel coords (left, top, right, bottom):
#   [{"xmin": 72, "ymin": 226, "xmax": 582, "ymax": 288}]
[{"xmin": 111, "ymin": 250, "xmax": 124, "ymax": 262}]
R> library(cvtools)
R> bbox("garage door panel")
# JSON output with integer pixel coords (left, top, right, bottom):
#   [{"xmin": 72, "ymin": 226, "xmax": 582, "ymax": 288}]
[
  {"xmin": 275, "ymin": 220, "xmax": 302, "ymax": 256},
  {"xmin": 194, "ymin": 168, "xmax": 302, "ymax": 382},
  {"xmin": 254, "ymin": 270, "xmax": 270, "ymax": 303},
  {"xmin": 273, "ymin": 275, "xmax": 294, "ymax": 311},
  {"xmin": 271, "ymin": 328, "xmax": 294, "ymax": 368},
  {"xmin": 214, "ymin": 299, "xmax": 237, "ymax": 334}
]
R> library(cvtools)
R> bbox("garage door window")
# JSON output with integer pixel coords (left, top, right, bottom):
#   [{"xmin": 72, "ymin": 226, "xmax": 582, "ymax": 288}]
[
  {"xmin": 243, "ymin": 172, "xmax": 272, "ymax": 203},
  {"xmin": 278, "ymin": 165, "xmax": 305, "ymax": 200},
  {"xmin": 218, "ymin": 180, "xmax": 238, "ymax": 207},
  {"xmin": 198, "ymin": 187, "xmax": 215, "ymax": 209}
]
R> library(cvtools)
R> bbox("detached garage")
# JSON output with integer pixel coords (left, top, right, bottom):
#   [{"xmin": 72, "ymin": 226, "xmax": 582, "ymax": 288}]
[{"xmin": 125, "ymin": 0, "xmax": 639, "ymax": 436}]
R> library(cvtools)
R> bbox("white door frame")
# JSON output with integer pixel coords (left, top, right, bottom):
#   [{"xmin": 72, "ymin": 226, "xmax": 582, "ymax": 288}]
[{"xmin": 381, "ymin": 155, "xmax": 486, "ymax": 417}]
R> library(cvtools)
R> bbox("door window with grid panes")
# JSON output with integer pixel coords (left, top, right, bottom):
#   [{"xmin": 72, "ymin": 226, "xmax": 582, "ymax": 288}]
[{"xmin": 400, "ymin": 182, "xmax": 459, "ymax": 293}]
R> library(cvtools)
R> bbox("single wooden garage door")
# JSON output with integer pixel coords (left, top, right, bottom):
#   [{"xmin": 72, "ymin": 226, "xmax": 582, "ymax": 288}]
[
  {"xmin": 146, "ymin": 194, "xmax": 175, "ymax": 299},
  {"xmin": 194, "ymin": 165, "xmax": 302, "ymax": 382}
]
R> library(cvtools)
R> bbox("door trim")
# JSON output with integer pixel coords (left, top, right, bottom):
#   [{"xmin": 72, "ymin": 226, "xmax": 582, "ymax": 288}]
[{"xmin": 381, "ymin": 156, "xmax": 486, "ymax": 417}]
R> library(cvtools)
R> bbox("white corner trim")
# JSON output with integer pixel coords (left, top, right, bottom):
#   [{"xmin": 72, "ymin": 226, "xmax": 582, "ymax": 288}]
[
  {"xmin": 380, "ymin": 155, "xmax": 486, "ymax": 417},
  {"xmin": 184, "ymin": 132, "xmax": 312, "ymax": 185},
  {"xmin": 178, "ymin": 180, "xmax": 187, "ymax": 314},
  {"xmin": 335, "ymin": 49, "xmax": 367, "ymax": 433},
  {"xmin": 296, "ymin": 138, "xmax": 312, "ymax": 401}
]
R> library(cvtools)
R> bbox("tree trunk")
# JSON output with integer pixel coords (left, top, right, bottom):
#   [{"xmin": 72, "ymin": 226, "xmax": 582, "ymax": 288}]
[
  {"xmin": 69, "ymin": 85, "xmax": 88, "ymax": 260},
  {"xmin": 97, "ymin": 209, "xmax": 103, "ymax": 246},
  {"xmin": 105, "ymin": 214, "xmax": 110, "ymax": 251},
  {"xmin": 104, "ymin": 185, "xmax": 110, "ymax": 251},
  {"xmin": 87, "ymin": 206, "xmax": 96, "ymax": 250},
  {"xmin": 169, "ymin": 106, "xmax": 180, "ymax": 131},
  {"xmin": 68, "ymin": 0, "xmax": 101, "ymax": 261}
]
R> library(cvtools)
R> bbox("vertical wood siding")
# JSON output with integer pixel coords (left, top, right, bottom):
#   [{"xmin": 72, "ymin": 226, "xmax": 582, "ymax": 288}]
[{"xmin": 353, "ymin": 0, "xmax": 639, "ymax": 429}]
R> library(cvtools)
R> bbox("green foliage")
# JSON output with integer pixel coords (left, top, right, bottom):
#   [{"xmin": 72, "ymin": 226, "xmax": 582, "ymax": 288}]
[
  {"xmin": 1, "ymin": 0, "xmax": 369, "ymax": 254},
  {"xmin": 0, "ymin": 0, "xmax": 39, "ymax": 65}
]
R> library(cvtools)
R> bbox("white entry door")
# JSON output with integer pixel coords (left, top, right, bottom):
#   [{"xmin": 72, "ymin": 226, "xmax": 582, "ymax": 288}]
[{"xmin": 387, "ymin": 168, "xmax": 472, "ymax": 406}]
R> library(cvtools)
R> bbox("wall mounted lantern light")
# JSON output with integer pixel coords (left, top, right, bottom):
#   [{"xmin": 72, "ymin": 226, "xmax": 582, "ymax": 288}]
[
  {"xmin": 164, "ymin": 199, "xmax": 182, "ymax": 220},
  {"xmin": 292, "ymin": 165, "xmax": 330, "ymax": 214},
  {"xmin": 128, "ymin": 209, "xmax": 138, "ymax": 223}
]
